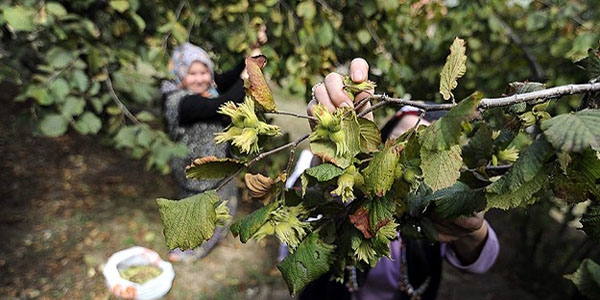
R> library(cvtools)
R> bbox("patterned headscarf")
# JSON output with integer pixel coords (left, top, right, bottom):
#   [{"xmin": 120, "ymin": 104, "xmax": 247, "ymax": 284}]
[
  {"xmin": 170, "ymin": 42, "xmax": 215, "ymax": 86},
  {"xmin": 163, "ymin": 42, "xmax": 219, "ymax": 97}
]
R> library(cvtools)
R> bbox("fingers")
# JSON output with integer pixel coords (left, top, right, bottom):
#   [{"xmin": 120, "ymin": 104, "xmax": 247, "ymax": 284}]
[
  {"xmin": 324, "ymin": 73, "xmax": 354, "ymax": 110},
  {"xmin": 307, "ymin": 57, "xmax": 371, "ymax": 116},
  {"xmin": 350, "ymin": 58, "xmax": 369, "ymax": 83},
  {"xmin": 257, "ymin": 24, "xmax": 268, "ymax": 45}
]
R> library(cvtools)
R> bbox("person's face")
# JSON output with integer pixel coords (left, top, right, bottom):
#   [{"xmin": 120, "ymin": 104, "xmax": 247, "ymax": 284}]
[
  {"xmin": 389, "ymin": 114, "xmax": 431, "ymax": 140},
  {"xmin": 182, "ymin": 61, "xmax": 213, "ymax": 96}
]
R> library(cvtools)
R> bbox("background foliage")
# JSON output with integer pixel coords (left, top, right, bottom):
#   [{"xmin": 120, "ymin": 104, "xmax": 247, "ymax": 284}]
[
  {"xmin": 2, "ymin": 0, "xmax": 600, "ymax": 298},
  {"xmin": 2, "ymin": 0, "xmax": 598, "ymax": 172}
]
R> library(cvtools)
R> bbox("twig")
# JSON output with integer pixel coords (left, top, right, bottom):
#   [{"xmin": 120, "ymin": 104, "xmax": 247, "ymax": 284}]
[
  {"xmin": 490, "ymin": 11, "xmax": 546, "ymax": 81},
  {"xmin": 270, "ymin": 110, "xmax": 317, "ymax": 121},
  {"xmin": 103, "ymin": 67, "xmax": 141, "ymax": 125},
  {"xmin": 215, "ymin": 133, "xmax": 310, "ymax": 191}
]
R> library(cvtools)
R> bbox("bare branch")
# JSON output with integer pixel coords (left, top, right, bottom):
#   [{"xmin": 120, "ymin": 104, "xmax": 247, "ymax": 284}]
[
  {"xmin": 358, "ymin": 82, "xmax": 600, "ymax": 116},
  {"xmin": 104, "ymin": 67, "xmax": 141, "ymax": 125},
  {"xmin": 269, "ymin": 110, "xmax": 317, "ymax": 121},
  {"xmin": 479, "ymin": 82, "xmax": 600, "ymax": 109}
]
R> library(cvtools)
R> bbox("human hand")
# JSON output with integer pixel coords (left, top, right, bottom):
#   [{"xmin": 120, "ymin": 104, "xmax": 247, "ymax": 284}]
[
  {"xmin": 432, "ymin": 212, "xmax": 488, "ymax": 264},
  {"xmin": 307, "ymin": 58, "xmax": 374, "ymax": 122},
  {"xmin": 250, "ymin": 24, "xmax": 268, "ymax": 56}
]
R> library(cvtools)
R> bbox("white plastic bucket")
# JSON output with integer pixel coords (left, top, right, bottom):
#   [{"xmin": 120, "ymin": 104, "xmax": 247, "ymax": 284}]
[{"xmin": 103, "ymin": 246, "xmax": 175, "ymax": 300}]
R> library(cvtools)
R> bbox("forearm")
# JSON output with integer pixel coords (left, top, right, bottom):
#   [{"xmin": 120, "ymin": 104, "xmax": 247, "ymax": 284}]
[
  {"xmin": 451, "ymin": 221, "xmax": 489, "ymax": 265},
  {"xmin": 445, "ymin": 220, "xmax": 500, "ymax": 273}
]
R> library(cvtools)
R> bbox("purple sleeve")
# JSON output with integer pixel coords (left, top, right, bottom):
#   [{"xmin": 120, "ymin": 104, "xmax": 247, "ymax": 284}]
[{"xmin": 442, "ymin": 220, "xmax": 500, "ymax": 274}]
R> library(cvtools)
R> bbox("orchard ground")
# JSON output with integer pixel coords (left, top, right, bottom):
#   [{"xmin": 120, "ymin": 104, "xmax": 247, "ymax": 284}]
[{"xmin": 0, "ymin": 82, "xmax": 585, "ymax": 299}]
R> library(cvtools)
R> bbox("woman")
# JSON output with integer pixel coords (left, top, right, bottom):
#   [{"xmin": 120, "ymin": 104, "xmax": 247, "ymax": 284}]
[{"xmin": 161, "ymin": 27, "xmax": 267, "ymax": 262}]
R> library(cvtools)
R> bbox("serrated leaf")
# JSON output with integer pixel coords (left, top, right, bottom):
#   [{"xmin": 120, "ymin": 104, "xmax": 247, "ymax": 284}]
[
  {"xmin": 304, "ymin": 163, "xmax": 344, "ymax": 182},
  {"xmin": 363, "ymin": 144, "xmax": 401, "ymax": 197},
  {"xmin": 368, "ymin": 196, "xmax": 394, "ymax": 234},
  {"xmin": 580, "ymin": 204, "xmax": 600, "ymax": 244},
  {"xmin": 358, "ymin": 118, "xmax": 381, "ymax": 153},
  {"xmin": 231, "ymin": 202, "xmax": 276, "ymax": 243},
  {"xmin": 439, "ymin": 37, "xmax": 467, "ymax": 101},
  {"xmin": 156, "ymin": 190, "xmax": 220, "ymax": 249},
  {"xmin": 421, "ymin": 92, "xmax": 482, "ymax": 151},
  {"xmin": 349, "ymin": 206, "xmax": 372, "ymax": 238},
  {"xmin": 39, "ymin": 114, "xmax": 69, "ymax": 137},
  {"xmin": 278, "ymin": 233, "xmax": 335, "ymax": 296},
  {"xmin": 245, "ymin": 55, "xmax": 276, "ymax": 112},
  {"xmin": 421, "ymin": 144, "xmax": 463, "ymax": 192},
  {"xmin": 486, "ymin": 141, "xmax": 552, "ymax": 210},
  {"xmin": 430, "ymin": 182, "xmax": 486, "ymax": 219},
  {"xmin": 564, "ymin": 259, "xmax": 600, "ymax": 299},
  {"xmin": 540, "ymin": 109, "xmax": 600, "ymax": 152},
  {"xmin": 186, "ymin": 156, "xmax": 245, "ymax": 180}
]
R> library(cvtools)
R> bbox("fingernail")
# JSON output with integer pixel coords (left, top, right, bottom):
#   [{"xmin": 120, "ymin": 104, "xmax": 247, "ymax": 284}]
[
  {"xmin": 352, "ymin": 70, "xmax": 364, "ymax": 81},
  {"xmin": 340, "ymin": 102, "xmax": 350, "ymax": 108}
]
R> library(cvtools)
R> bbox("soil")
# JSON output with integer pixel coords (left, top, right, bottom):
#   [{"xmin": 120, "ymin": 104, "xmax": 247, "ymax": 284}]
[{"xmin": 1, "ymin": 82, "xmax": 574, "ymax": 300}]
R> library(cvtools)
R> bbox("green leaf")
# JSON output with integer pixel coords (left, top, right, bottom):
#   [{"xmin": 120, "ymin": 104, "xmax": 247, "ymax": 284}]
[
  {"xmin": 540, "ymin": 109, "xmax": 600, "ymax": 152},
  {"xmin": 61, "ymin": 96, "xmax": 85, "ymax": 118},
  {"xmin": 156, "ymin": 191, "xmax": 220, "ymax": 249},
  {"xmin": 421, "ymin": 144, "xmax": 463, "ymax": 192},
  {"xmin": 486, "ymin": 138, "xmax": 554, "ymax": 209},
  {"xmin": 185, "ymin": 156, "xmax": 245, "ymax": 180},
  {"xmin": 128, "ymin": 11, "xmax": 146, "ymax": 32},
  {"xmin": 45, "ymin": 2, "xmax": 68, "ymax": 18},
  {"xmin": 39, "ymin": 114, "xmax": 69, "ymax": 137},
  {"xmin": 430, "ymin": 182, "xmax": 486, "ymax": 219},
  {"xmin": 27, "ymin": 86, "xmax": 53, "ymax": 106},
  {"xmin": 0, "ymin": 63, "xmax": 21, "ymax": 84},
  {"xmin": 3, "ymin": 6, "xmax": 36, "ymax": 31},
  {"xmin": 317, "ymin": 22, "xmax": 334, "ymax": 47},
  {"xmin": 439, "ymin": 37, "xmax": 467, "ymax": 101},
  {"xmin": 368, "ymin": 196, "xmax": 395, "ymax": 234},
  {"xmin": 363, "ymin": 144, "xmax": 401, "ymax": 197},
  {"xmin": 231, "ymin": 203, "xmax": 276, "ymax": 243},
  {"xmin": 278, "ymin": 233, "xmax": 335, "ymax": 296},
  {"xmin": 580, "ymin": 204, "xmax": 600, "ymax": 244},
  {"xmin": 304, "ymin": 163, "xmax": 344, "ymax": 182},
  {"xmin": 50, "ymin": 78, "xmax": 70, "ymax": 100},
  {"xmin": 296, "ymin": 1, "xmax": 316, "ymax": 20},
  {"xmin": 47, "ymin": 47, "xmax": 74, "ymax": 69},
  {"xmin": 110, "ymin": 0, "xmax": 130, "ymax": 13},
  {"xmin": 135, "ymin": 111, "xmax": 155, "ymax": 122},
  {"xmin": 73, "ymin": 112, "xmax": 102, "ymax": 135},
  {"xmin": 70, "ymin": 69, "xmax": 89, "ymax": 92},
  {"xmin": 421, "ymin": 92, "xmax": 482, "ymax": 151},
  {"xmin": 357, "ymin": 29, "xmax": 371, "ymax": 45},
  {"xmin": 564, "ymin": 259, "xmax": 600, "ymax": 299},
  {"xmin": 358, "ymin": 118, "xmax": 381, "ymax": 153},
  {"xmin": 114, "ymin": 126, "xmax": 138, "ymax": 149}
]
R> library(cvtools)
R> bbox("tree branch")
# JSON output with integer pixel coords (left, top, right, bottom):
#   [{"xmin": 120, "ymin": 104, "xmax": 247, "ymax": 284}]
[
  {"xmin": 358, "ymin": 82, "xmax": 600, "ymax": 116},
  {"xmin": 104, "ymin": 67, "xmax": 141, "ymax": 125}
]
